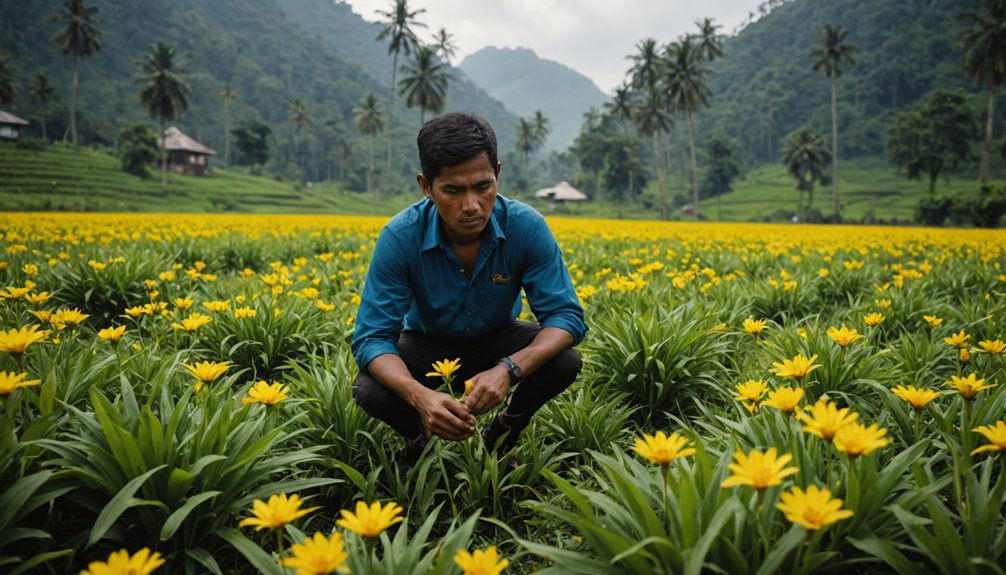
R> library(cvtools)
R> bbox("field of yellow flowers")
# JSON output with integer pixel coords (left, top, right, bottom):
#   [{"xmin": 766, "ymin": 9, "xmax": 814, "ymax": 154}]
[{"xmin": 2, "ymin": 211, "xmax": 1005, "ymax": 575}]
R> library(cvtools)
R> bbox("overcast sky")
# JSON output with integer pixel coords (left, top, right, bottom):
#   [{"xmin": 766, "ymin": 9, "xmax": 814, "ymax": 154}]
[{"xmin": 341, "ymin": 0, "xmax": 766, "ymax": 94}]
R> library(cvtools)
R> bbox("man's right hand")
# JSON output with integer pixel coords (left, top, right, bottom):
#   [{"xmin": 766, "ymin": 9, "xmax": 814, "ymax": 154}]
[{"xmin": 412, "ymin": 387, "xmax": 476, "ymax": 441}]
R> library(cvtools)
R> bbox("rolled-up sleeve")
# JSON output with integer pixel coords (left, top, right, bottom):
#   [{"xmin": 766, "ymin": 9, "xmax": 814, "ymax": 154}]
[
  {"xmin": 351, "ymin": 227, "xmax": 413, "ymax": 370},
  {"xmin": 520, "ymin": 215, "xmax": 587, "ymax": 344}
]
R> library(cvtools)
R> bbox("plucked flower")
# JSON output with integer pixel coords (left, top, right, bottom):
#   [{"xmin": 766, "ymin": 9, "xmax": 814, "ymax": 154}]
[
  {"xmin": 770, "ymin": 354, "xmax": 821, "ymax": 382},
  {"xmin": 632, "ymin": 431, "xmax": 696, "ymax": 465},
  {"xmin": 239, "ymin": 493, "xmax": 319, "ymax": 531},
  {"xmin": 79, "ymin": 547, "xmax": 164, "ymax": 575},
  {"xmin": 944, "ymin": 330, "xmax": 970, "ymax": 348},
  {"xmin": 974, "ymin": 339, "xmax": 1006, "ymax": 355},
  {"xmin": 971, "ymin": 421, "xmax": 1006, "ymax": 456},
  {"xmin": 799, "ymin": 398, "xmax": 859, "ymax": 441},
  {"xmin": 242, "ymin": 381, "xmax": 289, "ymax": 405},
  {"xmin": 281, "ymin": 531, "xmax": 349, "ymax": 575},
  {"xmin": 184, "ymin": 361, "xmax": 231, "ymax": 384},
  {"xmin": 97, "ymin": 325, "xmax": 127, "ymax": 344},
  {"xmin": 171, "ymin": 312, "xmax": 213, "ymax": 332},
  {"xmin": 891, "ymin": 385, "xmax": 939, "ymax": 410},
  {"xmin": 776, "ymin": 485, "xmax": 853, "ymax": 531},
  {"xmin": 743, "ymin": 318, "xmax": 767, "ymax": 335},
  {"xmin": 0, "ymin": 325, "xmax": 51, "ymax": 355},
  {"xmin": 0, "ymin": 371, "xmax": 42, "ymax": 395},
  {"xmin": 454, "ymin": 546, "xmax": 509, "ymax": 575},
  {"xmin": 762, "ymin": 387, "xmax": 804, "ymax": 413},
  {"xmin": 944, "ymin": 373, "xmax": 996, "ymax": 400},
  {"xmin": 863, "ymin": 312, "xmax": 885, "ymax": 327},
  {"xmin": 826, "ymin": 325, "xmax": 863, "ymax": 347},
  {"xmin": 833, "ymin": 422, "xmax": 891, "ymax": 457},
  {"xmin": 426, "ymin": 358, "xmax": 461, "ymax": 382},
  {"xmin": 336, "ymin": 500, "xmax": 404, "ymax": 538},
  {"xmin": 721, "ymin": 447, "xmax": 798, "ymax": 491}
]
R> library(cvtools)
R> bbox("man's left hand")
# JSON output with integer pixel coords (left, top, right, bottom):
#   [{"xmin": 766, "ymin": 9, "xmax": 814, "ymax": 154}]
[{"xmin": 462, "ymin": 363, "xmax": 511, "ymax": 416}]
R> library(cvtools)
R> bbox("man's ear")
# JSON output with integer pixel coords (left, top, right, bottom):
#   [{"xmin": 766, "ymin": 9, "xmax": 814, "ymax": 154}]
[
  {"xmin": 417, "ymin": 173, "xmax": 432, "ymax": 198},
  {"xmin": 494, "ymin": 163, "xmax": 502, "ymax": 180}
]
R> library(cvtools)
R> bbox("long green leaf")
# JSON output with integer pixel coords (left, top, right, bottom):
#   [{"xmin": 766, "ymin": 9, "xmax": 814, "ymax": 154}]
[
  {"xmin": 160, "ymin": 490, "xmax": 222, "ymax": 540},
  {"xmin": 88, "ymin": 464, "xmax": 167, "ymax": 546},
  {"xmin": 218, "ymin": 527, "xmax": 285, "ymax": 575}
]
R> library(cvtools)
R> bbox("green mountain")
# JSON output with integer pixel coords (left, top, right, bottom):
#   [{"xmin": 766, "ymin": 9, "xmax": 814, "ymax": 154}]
[
  {"xmin": 0, "ymin": 0, "xmax": 518, "ymax": 190},
  {"xmin": 459, "ymin": 47, "xmax": 610, "ymax": 152}
]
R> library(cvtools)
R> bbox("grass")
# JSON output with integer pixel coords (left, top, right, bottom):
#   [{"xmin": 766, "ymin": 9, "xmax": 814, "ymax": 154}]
[{"xmin": 0, "ymin": 141, "xmax": 989, "ymax": 223}]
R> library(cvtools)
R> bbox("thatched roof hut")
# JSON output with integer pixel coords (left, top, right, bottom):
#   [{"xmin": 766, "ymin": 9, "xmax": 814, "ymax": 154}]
[
  {"xmin": 0, "ymin": 110, "xmax": 30, "ymax": 140},
  {"xmin": 160, "ymin": 126, "xmax": 215, "ymax": 176}
]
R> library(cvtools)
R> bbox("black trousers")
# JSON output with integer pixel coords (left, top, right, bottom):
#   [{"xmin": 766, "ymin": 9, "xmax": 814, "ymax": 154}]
[{"xmin": 352, "ymin": 321, "xmax": 582, "ymax": 439}]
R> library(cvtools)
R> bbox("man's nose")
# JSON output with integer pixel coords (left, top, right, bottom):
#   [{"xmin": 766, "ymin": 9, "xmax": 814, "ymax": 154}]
[{"xmin": 461, "ymin": 192, "xmax": 480, "ymax": 212}]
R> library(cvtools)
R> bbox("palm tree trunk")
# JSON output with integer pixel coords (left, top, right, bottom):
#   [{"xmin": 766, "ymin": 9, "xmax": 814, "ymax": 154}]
[
  {"xmin": 70, "ymin": 57, "xmax": 78, "ymax": 145},
  {"xmin": 367, "ymin": 134, "xmax": 374, "ymax": 194},
  {"xmin": 980, "ymin": 87, "xmax": 994, "ymax": 183},
  {"xmin": 687, "ymin": 111, "xmax": 699, "ymax": 220},
  {"xmin": 652, "ymin": 132, "xmax": 667, "ymax": 220},
  {"xmin": 223, "ymin": 99, "xmax": 230, "ymax": 167},
  {"xmin": 40, "ymin": 112, "xmax": 48, "ymax": 142},
  {"xmin": 384, "ymin": 54, "xmax": 399, "ymax": 196},
  {"xmin": 161, "ymin": 119, "xmax": 167, "ymax": 186},
  {"xmin": 830, "ymin": 74, "xmax": 839, "ymax": 220}
]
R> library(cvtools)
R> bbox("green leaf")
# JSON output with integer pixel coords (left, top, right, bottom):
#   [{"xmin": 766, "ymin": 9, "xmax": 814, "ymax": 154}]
[
  {"xmin": 218, "ymin": 527, "xmax": 285, "ymax": 575},
  {"xmin": 185, "ymin": 548, "xmax": 223, "ymax": 575},
  {"xmin": 0, "ymin": 470, "xmax": 52, "ymax": 530},
  {"xmin": 160, "ymin": 490, "xmax": 222, "ymax": 540},
  {"xmin": 88, "ymin": 464, "xmax": 167, "ymax": 546},
  {"xmin": 849, "ymin": 535, "xmax": 926, "ymax": 575},
  {"xmin": 755, "ymin": 524, "xmax": 804, "ymax": 575}
]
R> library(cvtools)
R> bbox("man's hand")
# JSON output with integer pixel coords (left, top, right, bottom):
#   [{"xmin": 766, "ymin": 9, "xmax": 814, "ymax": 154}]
[
  {"xmin": 413, "ymin": 387, "xmax": 476, "ymax": 441},
  {"xmin": 462, "ymin": 363, "xmax": 511, "ymax": 416}
]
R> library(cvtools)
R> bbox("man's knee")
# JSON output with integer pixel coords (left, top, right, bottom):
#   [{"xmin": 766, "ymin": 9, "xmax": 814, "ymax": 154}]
[
  {"xmin": 553, "ymin": 346, "xmax": 582, "ymax": 383},
  {"xmin": 352, "ymin": 371, "xmax": 388, "ymax": 414}
]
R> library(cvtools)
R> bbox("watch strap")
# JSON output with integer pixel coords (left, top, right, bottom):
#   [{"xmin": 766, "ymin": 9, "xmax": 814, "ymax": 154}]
[{"xmin": 498, "ymin": 356, "xmax": 523, "ymax": 384}]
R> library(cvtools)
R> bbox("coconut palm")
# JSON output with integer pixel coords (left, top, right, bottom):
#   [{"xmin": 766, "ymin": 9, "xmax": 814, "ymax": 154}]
[
  {"xmin": 220, "ymin": 83, "xmax": 236, "ymax": 166},
  {"xmin": 134, "ymin": 42, "xmax": 190, "ymax": 185},
  {"xmin": 50, "ymin": 0, "xmax": 102, "ymax": 145},
  {"xmin": 289, "ymin": 98, "xmax": 311, "ymax": 177},
  {"xmin": 375, "ymin": 0, "xmax": 426, "ymax": 191},
  {"xmin": 693, "ymin": 18, "xmax": 723, "ymax": 62},
  {"xmin": 664, "ymin": 37, "xmax": 711, "ymax": 220},
  {"xmin": 634, "ymin": 91, "xmax": 673, "ymax": 220},
  {"xmin": 961, "ymin": 0, "xmax": 1006, "ymax": 183},
  {"xmin": 532, "ymin": 110, "xmax": 550, "ymax": 149},
  {"xmin": 605, "ymin": 83, "xmax": 636, "ymax": 134},
  {"xmin": 516, "ymin": 117, "xmax": 537, "ymax": 187},
  {"xmin": 811, "ymin": 23, "xmax": 857, "ymax": 220},
  {"xmin": 354, "ymin": 93, "xmax": 384, "ymax": 193},
  {"xmin": 29, "ymin": 72, "xmax": 57, "ymax": 141},
  {"xmin": 398, "ymin": 45, "xmax": 449, "ymax": 124},
  {"xmin": 0, "ymin": 53, "xmax": 18, "ymax": 107},
  {"xmin": 628, "ymin": 38, "xmax": 662, "ymax": 92},
  {"xmin": 432, "ymin": 28, "xmax": 457, "ymax": 63},
  {"xmin": 782, "ymin": 127, "xmax": 830, "ymax": 218}
]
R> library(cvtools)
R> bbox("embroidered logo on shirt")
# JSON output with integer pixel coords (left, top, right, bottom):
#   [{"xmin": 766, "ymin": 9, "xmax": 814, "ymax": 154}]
[{"xmin": 491, "ymin": 273, "xmax": 517, "ymax": 285}]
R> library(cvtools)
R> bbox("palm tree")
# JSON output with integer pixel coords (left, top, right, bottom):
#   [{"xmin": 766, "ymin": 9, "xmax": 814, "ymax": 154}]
[
  {"xmin": 0, "ymin": 53, "xmax": 18, "ymax": 107},
  {"xmin": 811, "ymin": 23, "xmax": 857, "ymax": 220},
  {"xmin": 532, "ymin": 110, "xmax": 550, "ymax": 149},
  {"xmin": 961, "ymin": 0, "xmax": 1006, "ymax": 183},
  {"xmin": 605, "ymin": 83, "xmax": 636, "ymax": 134},
  {"xmin": 220, "ymin": 83, "xmax": 236, "ymax": 166},
  {"xmin": 693, "ymin": 18, "xmax": 723, "ymax": 62},
  {"xmin": 289, "ymin": 98, "xmax": 311, "ymax": 177},
  {"xmin": 516, "ymin": 117, "xmax": 537, "ymax": 187},
  {"xmin": 50, "ymin": 0, "xmax": 102, "ymax": 145},
  {"xmin": 432, "ymin": 28, "xmax": 457, "ymax": 63},
  {"xmin": 375, "ymin": 0, "xmax": 426, "ymax": 191},
  {"xmin": 29, "ymin": 72, "xmax": 57, "ymax": 141},
  {"xmin": 782, "ymin": 127, "xmax": 830, "ymax": 218},
  {"xmin": 634, "ymin": 91, "xmax": 673, "ymax": 220},
  {"xmin": 134, "ymin": 42, "xmax": 190, "ymax": 185},
  {"xmin": 354, "ymin": 93, "xmax": 384, "ymax": 194},
  {"xmin": 628, "ymin": 38, "xmax": 662, "ymax": 92},
  {"xmin": 664, "ymin": 37, "xmax": 711, "ymax": 220},
  {"xmin": 398, "ymin": 45, "xmax": 449, "ymax": 124}
]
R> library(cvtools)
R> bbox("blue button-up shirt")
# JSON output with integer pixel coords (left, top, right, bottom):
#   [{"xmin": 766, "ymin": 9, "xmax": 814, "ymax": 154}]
[{"xmin": 352, "ymin": 195, "xmax": 586, "ymax": 370}]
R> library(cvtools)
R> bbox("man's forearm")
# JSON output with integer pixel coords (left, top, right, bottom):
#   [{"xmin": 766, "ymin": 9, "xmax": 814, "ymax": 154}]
[
  {"xmin": 505, "ymin": 326, "xmax": 574, "ymax": 377},
  {"xmin": 366, "ymin": 353, "xmax": 426, "ymax": 408}
]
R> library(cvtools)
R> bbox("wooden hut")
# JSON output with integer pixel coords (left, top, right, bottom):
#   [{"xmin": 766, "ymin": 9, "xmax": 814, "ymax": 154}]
[
  {"xmin": 0, "ymin": 111, "xmax": 30, "ymax": 140},
  {"xmin": 161, "ymin": 126, "xmax": 215, "ymax": 176}
]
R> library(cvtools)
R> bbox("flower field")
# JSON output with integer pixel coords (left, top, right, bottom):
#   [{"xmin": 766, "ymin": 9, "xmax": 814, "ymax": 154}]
[{"xmin": 2, "ymin": 211, "xmax": 1006, "ymax": 575}]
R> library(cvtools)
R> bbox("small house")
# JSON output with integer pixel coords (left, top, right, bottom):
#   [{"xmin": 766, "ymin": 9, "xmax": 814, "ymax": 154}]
[
  {"xmin": 533, "ymin": 181, "xmax": 588, "ymax": 202},
  {"xmin": 0, "ymin": 110, "xmax": 30, "ymax": 140},
  {"xmin": 161, "ymin": 126, "xmax": 215, "ymax": 176}
]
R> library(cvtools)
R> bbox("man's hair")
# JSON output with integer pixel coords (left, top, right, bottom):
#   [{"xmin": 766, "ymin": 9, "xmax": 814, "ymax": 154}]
[{"xmin": 417, "ymin": 112, "xmax": 498, "ymax": 184}]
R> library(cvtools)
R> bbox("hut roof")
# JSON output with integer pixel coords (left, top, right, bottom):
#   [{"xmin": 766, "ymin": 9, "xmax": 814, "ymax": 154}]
[
  {"xmin": 533, "ymin": 181, "xmax": 588, "ymax": 201},
  {"xmin": 161, "ymin": 126, "xmax": 215, "ymax": 155},
  {"xmin": 0, "ymin": 111, "xmax": 30, "ymax": 126}
]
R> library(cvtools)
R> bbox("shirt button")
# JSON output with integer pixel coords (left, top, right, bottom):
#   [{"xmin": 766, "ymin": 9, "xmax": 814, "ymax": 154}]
[
  {"xmin": 466, "ymin": 312, "xmax": 471, "ymax": 316},
  {"xmin": 465, "ymin": 327, "xmax": 471, "ymax": 332}
]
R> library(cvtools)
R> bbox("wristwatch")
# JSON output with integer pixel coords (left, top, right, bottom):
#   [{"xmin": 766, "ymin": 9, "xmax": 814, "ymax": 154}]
[{"xmin": 498, "ymin": 356, "xmax": 523, "ymax": 384}]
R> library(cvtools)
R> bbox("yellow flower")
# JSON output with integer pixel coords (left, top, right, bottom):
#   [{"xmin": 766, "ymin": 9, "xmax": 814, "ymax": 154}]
[
  {"xmin": 462, "ymin": 378, "xmax": 474, "ymax": 400},
  {"xmin": 336, "ymin": 500, "xmax": 404, "ymax": 538},
  {"xmin": 97, "ymin": 325, "xmax": 127, "ymax": 343},
  {"xmin": 242, "ymin": 381, "xmax": 289, "ymax": 405},
  {"xmin": 891, "ymin": 385, "xmax": 939, "ymax": 410},
  {"xmin": 833, "ymin": 422, "xmax": 891, "ymax": 457},
  {"xmin": 923, "ymin": 315, "xmax": 943, "ymax": 327},
  {"xmin": 863, "ymin": 312, "xmax": 885, "ymax": 327},
  {"xmin": 960, "ymin": 347, "xmax": 971, "ymax": 364},
  {"xmin": 281, "ymin": 531, "xmax": 349, "ymax": 575},
  {"xmin": 174, "ymin": 297, "xmax": 194, "ymax": 310},
  {"xmin": 721, "ymin": 447, "xmax": 798, "ymax": 491},
  {"xmin": 454, "ymin": 546, "xmax": 509, "ymax": 575},
  {"xmin": 944, "ymin": 373, "xmax": 996, "ymax": 400},
  {"xmin": 0, "ymin": 371, "xmax": 42, "ymax": 395},
  {"xmin": 0, "ymin": 286, "xmax": 30, "ymax": 300},
  {"xmin": 315, "ymin": 300, "xmax": 336, "ymax": 312},
  {"xmin": 234, "ymin": 306, "xmax": 257, "ymax": 319},
  {"xmin": 776, "ymin": 485, "xmax": 853, "ymax": 531},
  {"xmin": 202, "ymin": 300, "xmax": 231, "ymax": 313},
  {"xmin": 25, "ymin": 291, "xmax": 51, "ymax": 305},
  {"xmin": 123, "ymin": 305, "xmax": 148, "ymax": 318},
  {"xmin": 826, "ymin": 325, "xmax": 863, "ymax": 347},
  {"xmin": 743, "ymin": 318, "xmax": 767, "ymax": 335},
  {"xmin": 52, "ymin": 308, "xmax": 90, "ymax": 329},
  {"xmin": 426, "ymin": 357, "xmax": 461, "ymax": 381},
  {"xmin": 734, "ymin": 379, "xmax": 769, "ymax": 403},
  {"xmin": 770, "ymin": 354, "xmax": 821, "ymax": 381},
  {"xmin": 799, "ymin": 398, "xmax": 859, "ymax": 441},
  {"xmin": 971, "ymin": 421, "xmax": 1006, "ymax": 456},
  {"xmin": 79, "ymin": 548, "xmax": 165, "ymax": 575},
  {"xmin": 944, "ymin": 330, "xmax": 970, "ymax": 348},
  {"xmin": 762, "ymin": 387, "xmax": 804, "ymax": 413},
  {"xmin": 631, "ymin": 431, "xmax": 696, "ymax": 465},
  {"xmin": 183, "ymin": 360, "xmax": 230, "ymax": 383},
  {"xmin": 171, "ymin": 312, "xmax": 213, "ymax": 332},
  {"xmin": 30, "ymin": 309, "xmax": 53, "ymax": 324},
  {"xmin": 239, "ymin": 493, "xmax": 319, "ymax": 531},
  {"xmin": 974, "ymin": 339, "xmax": 1006, "ymax": 355},
  {"xmin": 0, "ymin": 325, "xmax": 51, "ymax": 355}
]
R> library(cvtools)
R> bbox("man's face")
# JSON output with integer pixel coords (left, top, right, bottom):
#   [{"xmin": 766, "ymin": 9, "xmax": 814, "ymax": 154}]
[{"xmin": 418, "ymin": 152, "xmax": 502, "ymax": 244}]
